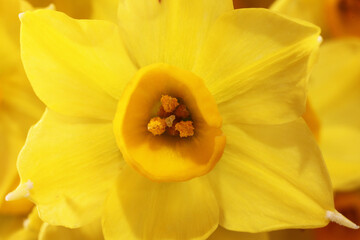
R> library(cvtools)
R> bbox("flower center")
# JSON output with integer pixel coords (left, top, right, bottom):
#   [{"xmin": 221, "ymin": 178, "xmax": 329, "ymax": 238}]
[
  {"xmin": 113, "ymin": 63, "xmax": 226, "ymax": 182},
  {"xmin": 147, "ymin": 95, "xmax": 194, "ymax": 138},
  {"xmin": 325, "ymin": 0, "xmax": 360, "ymax": 37}
]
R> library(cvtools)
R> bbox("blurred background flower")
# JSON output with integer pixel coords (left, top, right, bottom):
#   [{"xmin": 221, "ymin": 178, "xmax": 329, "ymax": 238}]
[{"xmin": 271, "ymin": 0, "xmax": 360, "ymax": 38}]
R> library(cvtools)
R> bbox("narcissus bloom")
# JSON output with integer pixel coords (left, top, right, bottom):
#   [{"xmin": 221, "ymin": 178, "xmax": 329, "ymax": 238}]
[
  {"xmin": 7, "ymin": 0, "xmax": 357, "ymax": 239},
  {"xmin": 271, "ymin": 0, "xmax": 360, "ymax": 38}
]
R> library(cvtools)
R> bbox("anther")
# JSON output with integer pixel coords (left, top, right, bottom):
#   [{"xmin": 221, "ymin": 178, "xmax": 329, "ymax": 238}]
[
  {"xmin": 147, "ymin": 117, "xmax": 166, "ymax": 135},
  {"xmin": 175, "ymin": 121, "xmax": 194, "ymax": 138},
  {"xmin": 161, "ymin": 95, "xmax": 179, "ymax": 113}
]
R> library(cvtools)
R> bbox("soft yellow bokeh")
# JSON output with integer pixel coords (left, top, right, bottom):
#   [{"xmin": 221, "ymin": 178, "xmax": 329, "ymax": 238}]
[{"xmin": 309, "ymin": 39, "xmax": 360, "ymax": 191}]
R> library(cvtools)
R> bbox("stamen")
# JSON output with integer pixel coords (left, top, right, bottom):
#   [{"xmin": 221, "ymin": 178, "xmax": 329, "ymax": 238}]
[
  {"xmin": 326, "ymin": 210, "xmax": 360, "ymax": 229},
  {"xmin": 5, "ymin": 180, "xmax": 33, "ymax": 201},
  {"xmin": 175, "ymin": 121, "xmax": 194, "ymax": 138},
  {"xmin": 161, "ymin": 95, "xmax": 179, "ymax": 113},
  {"xmin": 174, "ymin": 104, "xmax": 190, "ymax": 119},
  {"xmin": 147, "ymin": 117, "xmax": 167, "ymax": 136},
  {"xmin": 148, "ymin": 95, "xmax": 194, "ymax": 137}
]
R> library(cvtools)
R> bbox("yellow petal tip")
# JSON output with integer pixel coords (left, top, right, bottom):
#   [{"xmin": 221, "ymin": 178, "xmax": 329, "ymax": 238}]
[
  {"xmin": 23, "ymin": 218, "xmax": 30, "ymax": 228},
  {"xmin": 318, "ymin": 36, "xmax": 323, "ymax": 44},
  {"xmin": 18, "ymin": 12, "xmax": 25, "ymax": 20},
  {"xmin": 5, "ymin": 180, "xmax": 34, "ymax": 201},
  {"xmin": 326, "ymin": 210, "xmax": 359, "ymax": 229},
  {"xmin": 47, "ymin": 3, "xmax": 56, "ymax": 10}
]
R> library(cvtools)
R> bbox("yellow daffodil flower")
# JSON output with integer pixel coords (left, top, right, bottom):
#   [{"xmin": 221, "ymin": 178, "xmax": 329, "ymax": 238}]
[
  {"xmin": 271, "ymin": 0, "xmax": 360, "ymax": 38},
  {"xmin": 7, "ymin": 0, "xmax": 357, "ymax": 239}
]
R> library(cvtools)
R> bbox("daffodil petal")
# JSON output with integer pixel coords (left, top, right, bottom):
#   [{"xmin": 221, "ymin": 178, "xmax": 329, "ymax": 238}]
[
  {"xmin": 194, "ymin": 9, "xmax": 320, "ymax": 125},
  {"xmin": 16, "ymin": 109, "xmax": 122, "ymax": 227},
  {"xmin": 117, "ymin": 0, "xmax": 233, "ymax": 69},
  {"xmin": 39, "ymin": 221, "xmax": 104, "ymax": 240},
  {"xmin": 209, "ymin": 119, "xmax": 334, "ymax": 232},
  {"xmin": 102, "ymin": 166, "xmax": 219, "ymax": 240},
  {"xmin": 270, "ymin": 0, "xmax": 327, "ymax": 35},
  {"xmin": 208, "ymin": 226, "xmax": 269, "ymax": 240},
  {"xmin": 320, "ymin": 126, "xmax": 360, "ymax": 191},
  {"xmin": 20, "ymin": 9, "xmax": 136, "ymax": 120}
]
